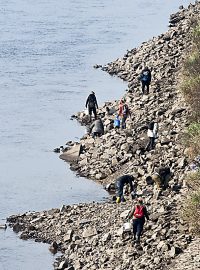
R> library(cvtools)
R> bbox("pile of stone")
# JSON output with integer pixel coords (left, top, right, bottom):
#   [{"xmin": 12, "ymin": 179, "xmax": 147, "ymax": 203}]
[
  {"xmin": 7, "ymin": 187, "xmax": 191, "ymax": 270},
  {"xmin": 167, "ymin": 238, "xmax": 200, "ymax": 270}
]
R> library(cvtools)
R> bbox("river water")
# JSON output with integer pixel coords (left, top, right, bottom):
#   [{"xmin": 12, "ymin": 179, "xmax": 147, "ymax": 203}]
[{"xmin": 0, "ymin": 0, "xmax": 194, "ymax": 269}]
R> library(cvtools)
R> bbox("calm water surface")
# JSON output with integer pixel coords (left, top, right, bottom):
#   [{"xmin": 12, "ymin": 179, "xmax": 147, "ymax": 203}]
[{"xmin": 0, "ymin": 0, "xmax": 194, "ymax": 269}]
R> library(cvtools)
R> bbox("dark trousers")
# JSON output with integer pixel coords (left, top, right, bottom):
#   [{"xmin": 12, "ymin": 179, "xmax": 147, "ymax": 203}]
[
  {"xmin": 92, "ymin": 132, "xmax": 101, "ymax": 138},
  {"xmin": 133, "ymin": 218, "xmax": 145, "ymax": 241},
  {"xmin": 146, "ymin": 137, "xmax": 155, "ymax": 151},
  {"xmin": 121, "ymin": 115, "xmax": 127, "ymax": 129},
  {"xmin": 142, "ymin": 82, "xmax": 150, "ymax": 94},
  {"xmin": 88, "ymin": 106, "xmax": 97, "ymax": 120},
  {"xmin": 115, "ymin": 181, "xmax": 125, "ymax": 201}
]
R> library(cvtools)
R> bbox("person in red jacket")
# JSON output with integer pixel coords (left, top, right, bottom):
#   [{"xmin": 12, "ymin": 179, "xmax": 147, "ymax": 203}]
[
  {"xmin": 128, "ymin": 197, "xmax": 149, "ymax": 244},
  {"xmin": 118, "ymin": 99, "xmax": 124, "ymax": 117}
]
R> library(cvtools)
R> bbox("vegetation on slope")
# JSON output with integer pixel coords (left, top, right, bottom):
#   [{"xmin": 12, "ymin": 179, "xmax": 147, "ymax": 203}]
[{"xmin": 181, "ymin": 22, "xmax": 200, "ymax": 235}]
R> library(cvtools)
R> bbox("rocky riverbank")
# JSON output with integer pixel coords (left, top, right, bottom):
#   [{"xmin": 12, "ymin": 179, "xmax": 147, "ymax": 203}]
[
  {"xmin": 65, "ymin": 3, "xmax": 199, "ymax": 188},
  {"xmin": 7, "ymin": 2, "xmax": 200, "ymax": 270}
]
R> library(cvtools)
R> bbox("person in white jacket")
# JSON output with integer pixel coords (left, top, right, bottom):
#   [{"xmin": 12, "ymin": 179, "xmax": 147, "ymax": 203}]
[{"xmin": 146, "ymin": 121, "xmax": 158, "ymax": 150}]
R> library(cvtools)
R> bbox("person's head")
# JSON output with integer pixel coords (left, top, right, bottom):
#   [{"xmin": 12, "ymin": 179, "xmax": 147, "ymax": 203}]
[
  {"xmin": 91, "ymin": 91, "xmax": 95, "ymax": 95},
  {"xmin": 137, "ymin": 197, "xmax": 143, "ymax": 205},
  {"xmin": 119, "ymin": 99, "xmax": 124, "ymax": 104},
  {"xmin": 144, "ymin": 66, "xmax": 150, "ymax": 71}
]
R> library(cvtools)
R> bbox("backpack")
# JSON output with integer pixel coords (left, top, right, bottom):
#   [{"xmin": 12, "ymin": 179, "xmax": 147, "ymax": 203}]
[
  {"xmin": 134, "ymin": 205, "xmax": 144, "ymax": 218},
  {"xmin": 142, "ymin": 71, "xmax": 149, "ymax": 82},
  {"xmin": 123, "ymin": 104, "xmax": 129, "ymax": 115}
]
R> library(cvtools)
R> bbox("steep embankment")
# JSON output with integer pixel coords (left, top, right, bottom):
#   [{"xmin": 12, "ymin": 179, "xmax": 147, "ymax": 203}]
[{"xmin": 7, "ymin": 2, "xmax": 200, "ymax": 270}]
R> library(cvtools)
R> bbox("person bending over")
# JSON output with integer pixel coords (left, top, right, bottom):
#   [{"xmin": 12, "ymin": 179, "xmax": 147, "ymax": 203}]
[{"xmin": 89, "ymin": 118, "xmax": 104, "ymax": 138}]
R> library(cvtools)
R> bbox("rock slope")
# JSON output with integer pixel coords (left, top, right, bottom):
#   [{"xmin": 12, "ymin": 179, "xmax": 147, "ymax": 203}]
[
  {"xmin": 68, "ymin": 3, "xmax": 200, "ymax": 189},
  {"xmin": 7, "ymin": 188, "xmax": 191, "ymax": 270},
  {"xmin": 7, "ymin": 2, "xmax": 200, "ymax": 270}
]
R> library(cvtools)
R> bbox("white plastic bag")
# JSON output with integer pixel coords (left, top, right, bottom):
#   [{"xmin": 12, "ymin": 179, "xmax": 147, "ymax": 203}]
[{"xmin": 123, "ymin": 222, "xmax": 132, "ymax": 232}]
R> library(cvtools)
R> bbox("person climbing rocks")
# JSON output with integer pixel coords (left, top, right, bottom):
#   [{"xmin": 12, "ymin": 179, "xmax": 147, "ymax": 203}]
[
  {"xmin": 89, "ymin": 118, "xmax": 104, "ymax": 138},
  {"xmin": 128, "ymin": 197, "xmax": 149, "ymax": 244},
  {"xmin": 139, "ymin": 66, "xmax": 151, "ymax": 94},
  {"xmin": 146, "ymin": 120, "xmax": 158, "ymax": 151},
  {"xmin": 121, "ymin": 103, "xmax": 131, "ymax": 129},
  {"xmin": 152, "ymin": 167, "xmax": 171, "ymax": 189},
  {"xmin": 115, "ymin": 175, "xmax": 136, "ymax": 203},
  {"xmin": 85, "ymin": 91, "xmax": 98, "ymax": 121}
]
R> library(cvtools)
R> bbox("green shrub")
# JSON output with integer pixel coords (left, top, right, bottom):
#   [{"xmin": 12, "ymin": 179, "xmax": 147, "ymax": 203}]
[{"xmin": 187, "ymin": 122, "xmax": 200, "ymax": 137}]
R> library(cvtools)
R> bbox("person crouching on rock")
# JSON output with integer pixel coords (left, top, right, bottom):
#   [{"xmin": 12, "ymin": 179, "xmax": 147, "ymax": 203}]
[
  {"xmin": 128, "ymin": 197, "xmax": 149, "ymax": 244},
  {"xmin": 89, "ymin": 118, "xmax": 104, "ymax": 138},
  {"xmin": 152, "ymin": 167, "xmax": 171, "ymax": 189},
  {"xmin": 115, "ymin": 175, "xmax": 136, "ymax": 203},
  {"xmin": 85, "ymin": 91, "xmax": 98, "ymax": 121}
]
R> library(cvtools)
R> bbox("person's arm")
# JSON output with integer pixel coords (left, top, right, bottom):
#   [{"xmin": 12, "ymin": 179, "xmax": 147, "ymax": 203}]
[
  {"xmin": 95, "ymin": 96, "xmax": 98, "ymax": 109},
  {"xmin": 139, "ymin": 70, "xmax": 144, "ymax": 81},
  {"xmin": 101, "ymin": 122, "xmax": 104, "ymax": 134},
  {"xmin": 89, "ymin": 122, "xmax": 95, "ymax": 133},
  {"xmin": 153, "ymin": 122, "xmax": 158, "ymax": 137},
  {"xmin": 85, "ymin": 97, "xmax": 89, "ymax": 108},
  {"xmin": 127, "ymin": 207, "xmax": 135, "ymax": 220},
  {"xmin": 129, "ymin": 179, "xmax": 134, "ymax": 192},
  {"xmin": 144, "ymin": 206, "xmax": 149, "ymax": 220}
]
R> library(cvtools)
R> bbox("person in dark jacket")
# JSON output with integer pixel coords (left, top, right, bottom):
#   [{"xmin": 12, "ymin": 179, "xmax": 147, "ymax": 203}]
[
  {"xmin": 128, "ymin": 197, "xmax": 149, "ymax": 244},
  {"xmin": 115, "ymin": 175, "xmax": 136, "ymax": 203},
  {"xmin": 85, "ymin": 91, "xmax": 98, "ymax": 121},
  {"xmin": 89, "ymin": 118, "xmax": 104, "ymax": 138},
  {"xmin": 139, "ymin": 67, "xmax": 151, "ymax": 94},
  {"xmin": 121, "ymin": 103, "xmax": 131, "ymax": 129}
]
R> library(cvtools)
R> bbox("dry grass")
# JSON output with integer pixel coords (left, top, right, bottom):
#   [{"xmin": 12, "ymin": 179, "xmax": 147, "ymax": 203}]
[
  {"xmin": 183, "ymin": 123, "xmax": 200, "ymax": 159},
  {"xmin": 181, "ymin": 23, "xmax": 200, "ymax": 235},
  {"xmin": 185, "ymin": 170, "xmax": 200, "ymax": 191},
  {"xmin": 182, "ymin": 191, "xmax": 200, "ymax": 235}
]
